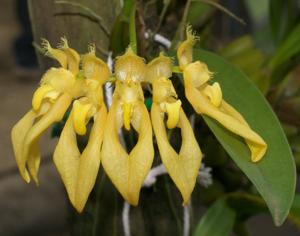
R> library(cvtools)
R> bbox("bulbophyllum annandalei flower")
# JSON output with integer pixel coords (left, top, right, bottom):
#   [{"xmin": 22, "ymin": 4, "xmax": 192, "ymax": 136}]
[
  {"xmin": 12, "ymin": 39, "xmax": 109, "ymax": 212},
  {"xmin": 53, "ymin": 45, "xmax": 110, "ymax": 212},
  {"xmin": 11, "ymin": 38, "xmax": 85, "ymax": 185},
  {"xmin": 11, "ymin": 29, "xmax": 267, "ymax": 212},
  {"xmin": 147, "ymin": 53, "xmax": 202, "ymax": 204},
  {"xmin": 101, "ymin": 48, "xmax": 154, "ymax": 205},
  {"xmin": 177, "ymin": 27, "xmax": 267, "ymax": 162}
]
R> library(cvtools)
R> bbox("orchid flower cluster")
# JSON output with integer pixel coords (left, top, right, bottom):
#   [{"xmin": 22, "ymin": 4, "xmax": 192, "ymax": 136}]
[{"xmin": 11, "ymin": 28, "xmax": 267, "ymax": 213}]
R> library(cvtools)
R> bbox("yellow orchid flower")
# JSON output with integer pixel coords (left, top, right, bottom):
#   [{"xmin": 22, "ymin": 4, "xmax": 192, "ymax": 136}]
[
  {"xmin": 53, "ymin": 45, "xmax": 110, "ymax": 212},
  {"xmin": 101, "ymin": 48, "xmax": 154, "ymax": 205},
  {"xmin": 11, "ymin": 38, "xmax": 85, "ymax": 184},
  {"xmin": 12, "ymin": 29, "xmax": 268, "ymax": 213},
  {"xmin": 177, "ymin": 27, "xmax": 267, "ymax": 162},
  {"xmin": 148, "ymin": 54, "xmax": 202, "ymax": 204}
]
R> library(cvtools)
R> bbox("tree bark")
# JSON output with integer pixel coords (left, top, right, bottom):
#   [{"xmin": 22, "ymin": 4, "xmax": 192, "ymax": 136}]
[{"xmin": 28, "ymin": 0, "xmax": 121, "ymax": 68}]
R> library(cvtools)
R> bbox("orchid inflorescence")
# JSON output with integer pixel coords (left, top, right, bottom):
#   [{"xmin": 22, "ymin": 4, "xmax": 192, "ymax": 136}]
[{"xmin": 11, "ymin": 28, "xmax": 267, "ymax": 212}]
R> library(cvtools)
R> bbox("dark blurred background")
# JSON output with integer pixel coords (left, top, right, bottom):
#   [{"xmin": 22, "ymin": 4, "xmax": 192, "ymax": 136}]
[{"xmin": 0, "ymin": 1, "xmax": 69, "ymax": 235}]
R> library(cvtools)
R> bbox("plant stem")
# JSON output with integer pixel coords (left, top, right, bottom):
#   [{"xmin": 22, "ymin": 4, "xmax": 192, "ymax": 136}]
[
  {"xmin": 164, "ymin": 177, "xmax": 183, "ymax": 235},
  {"xmin": 156, "ymin": 0, "xmax": 171, "ymax": 33},
  {"xmin": 180, "ymin": 0, "xmax": 192, "ymax": 41},
  {"xmin": 129, "ymin": 3, "xmax": 137, "ymax": 53},
  {"xmin": 92, "ymin": 174, "xmax": 106, "ymax": 236}
]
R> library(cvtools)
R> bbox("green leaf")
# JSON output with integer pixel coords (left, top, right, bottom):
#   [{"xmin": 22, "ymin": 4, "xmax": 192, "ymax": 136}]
[
  {"xmin": 110, "ymin": 0, "xmax": 135, "ymax": 54},
  {"xmin": 269, "ymin": 0, "xmax": 287, "ymax": 44},
  {"xmin": 226, "ymin": 192, "xmax": 268, "ymax": 220},
  {"xmin": 269, "ymin": 22, "xmax": 300, "ymax": 69},
  {"xmin": 193, "ymin": 48, "xmax": 296, "ymax": 226},
  {"xmin": 193, "ymin": 199, "xmax": 236, "ymax": 236},
  {"xmin": 269, "ymin": 0, "xmax": 300, "ymax": 45},
  {"xmin": 288, "ymin": 194, "xmax": 300, "ymax": 228}
]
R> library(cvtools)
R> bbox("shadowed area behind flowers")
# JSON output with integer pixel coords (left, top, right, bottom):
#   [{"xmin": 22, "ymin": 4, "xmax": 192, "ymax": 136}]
[{"xmin": 0, "ymin": 1, "xmax": 69, "ymax": 235}]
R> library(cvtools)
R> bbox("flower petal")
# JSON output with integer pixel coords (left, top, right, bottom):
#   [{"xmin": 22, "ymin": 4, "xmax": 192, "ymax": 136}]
[
  {"xmin": 32, "ymin": 84, "xmax": 55, "ymax": 111},
  {"xmin": 146, "ymin": 53, "xmax": 173, "ymax": 83},
  {"xmin": 185, "ymin": 85, "xmax": 267, "ymax": 162},
  {"xmin": 53, "ymin": 111, "xmax": 80, "ymax": 207},
  {"xmin": 41, "ymin": 39, "xmax": 67, "ymax": 68},
  {"xmin": 26, "ymin": 142, "xmax": 41, "ymax": 184},
  {"xmin": 59, "ymin": 37, "xmax": 80, "ymax": 74},
  {"xmin": 151, "ymin": 103, "xmax": 202, "ymax": 204},
  {"xmin": 203, "ymin": 82, "xmax": 222, "ymax": 107},
  {"xmin": 82, "ymin": 46, "xmax": 110, "ymax": 83},
  {"xmin": 23, "ymin": 94, "xmax": 72, "ymax": 183},
  {"xmin": 101, "ymin": 100, "xmax": 154, "ymax": 205},
  {"xmin": 177, "ymin": 26, "xmax": 199, "ymax": 70},
  {"xmin": 74, "ymin": 105, "xmax": 107, "ymax": 212},
  {"xmin": 115, "ymin": 47, "xmax": 146, "ymax": 82},
  {"xmin": 40, "ymin": 68, "xmax": 84, "ymax": 98},
  {"xmin": 11, "ymin": 110, "xmax": 36, "ymax": 183}
]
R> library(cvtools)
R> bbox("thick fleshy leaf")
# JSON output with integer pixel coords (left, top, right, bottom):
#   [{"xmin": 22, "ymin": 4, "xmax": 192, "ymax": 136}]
[
  {"xmin": 192, "ymin": 48, "xmax": 296, "ymax": 226},
  {"xmin": 193, "ymin": 199, "xmax": 236, "ymax": 236},
  {"xmin": 151, "ymin": 103, "xmax": 202, "ymax": 204},
  {"xmin": 101, "ymin": 100, "xmax": 154, "ymax": 205}
]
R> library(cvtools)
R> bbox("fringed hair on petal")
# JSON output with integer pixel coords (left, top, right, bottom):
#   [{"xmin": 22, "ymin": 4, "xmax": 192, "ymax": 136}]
[
  {"xmin": 177, "ymin": 24, "xmax": 200, "ymax": 70},
  {"xmin": 185, "ymin": 24, "xmax": 200, "ymax": 45},
  {"xmin": 58, "ymin": 36, "xmax": 69, "ymax": 49},
  {"xmin": 87, "ymin": 43, "xmax": 96, "ymax": 55},
  {"xmin": 41, "ymin": 38, "xmax": 68, "ymax": 68}
]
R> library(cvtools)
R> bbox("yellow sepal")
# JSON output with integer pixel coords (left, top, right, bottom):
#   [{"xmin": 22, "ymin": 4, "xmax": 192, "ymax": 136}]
[
  {"xmin": 41, "ymin": 39, "xmax": 67, "ymax": 68},
  {"xmin": 82, "ymin": 45, "xmax": 110, "ymax": 83},
  {"xmin": 151, "ymin": 103, "xmax": 202, "ymax": 204},
  {"xmin": 115, "ymin": 47, "xmax": 146, "ymax": 82},
  {"xmin": 53, "ymin": 110, "xmax": 80, "ymax": 208},
  {"xmin": 59, "ymin": 37, "xmax": 80, "ymax": 74},
  {"xmin": 184, "ymin": 84, "xmax": 267, "ymax": 162},
  {"xmin": 11, "ymin": 110, "xmax": 36, "ymax": 183},
  {"xmin": 177, "ymin": 26, "xmax": 199, "ymax": 70},
  {"xmin": 101, "ymin": 100, "xmax": 154, "ymax": 205},
  {"xmin": 146, "ymin": 53, "xmax": 173, "ymax": 83},
  {"xmin": 22, "ymin": 94, "xmax": 73, "ymax": 184},
  {"xmin": 54, "ymin": 105, "xmax": 107, "ymax": 212},
  {"xmin": 74, "ymin": 106, "xmax": 107, "ymax": 212}
]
